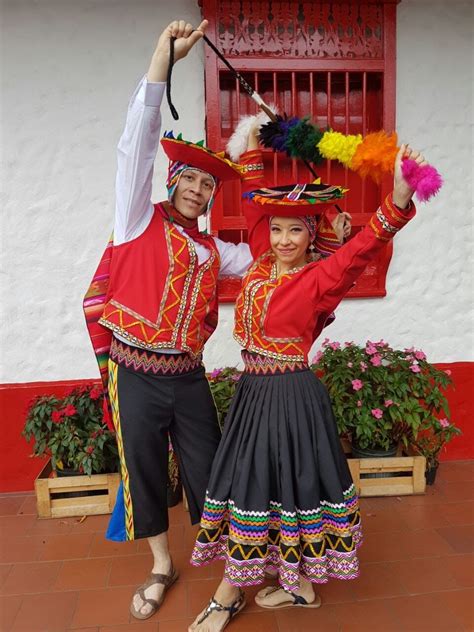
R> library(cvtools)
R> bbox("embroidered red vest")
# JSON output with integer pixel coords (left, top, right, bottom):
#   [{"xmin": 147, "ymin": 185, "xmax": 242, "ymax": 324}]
[{"xmin": 99, "ymin": 205, "xmax": 220, "ymax": 357}]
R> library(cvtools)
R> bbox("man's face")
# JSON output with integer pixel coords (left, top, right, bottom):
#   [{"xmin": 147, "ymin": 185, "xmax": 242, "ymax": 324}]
[{"xmin": 173, "ymin": 169, "xmax": 215, "ymax": 219}]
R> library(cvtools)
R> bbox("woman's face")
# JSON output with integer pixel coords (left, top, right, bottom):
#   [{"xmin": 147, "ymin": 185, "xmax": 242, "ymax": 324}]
[
  {"xmin": 173, "ymin": 169, "xmax": 215, "ymax": 218},
  {"xmin": 269, "ymin": 216, "xmax": 311, "ymax": 268}
]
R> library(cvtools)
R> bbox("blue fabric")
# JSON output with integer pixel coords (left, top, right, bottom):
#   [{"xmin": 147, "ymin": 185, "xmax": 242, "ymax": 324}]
[{"xmin": 106, "ymin": 480, "xmax": 127, "ymax": 542}]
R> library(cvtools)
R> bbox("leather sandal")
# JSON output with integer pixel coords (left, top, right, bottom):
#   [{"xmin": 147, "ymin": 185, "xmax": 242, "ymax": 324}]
[
  {"xmin": 130, "ymin": 566, "xmax": 179, "ymax": 620},
  {"xmin": 196, "ymin": 588, "xmax": 246, "ymax": 630},
  {"xmin": 255, "ymin": 585, "xmax": 322, "ymax": 610}
]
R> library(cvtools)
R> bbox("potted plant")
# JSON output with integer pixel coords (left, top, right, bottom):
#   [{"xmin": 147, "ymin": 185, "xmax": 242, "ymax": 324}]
[
  {"xmin": 411, "ymin": 417, "xmax": 461, "ymax": 484},
  {"xmin": 23, "ymin": 383, "xmax": 119, "ymax": 476},
  {"xmin": 311, "ymin": 339, "xmax": 455, "ymax": 460}
]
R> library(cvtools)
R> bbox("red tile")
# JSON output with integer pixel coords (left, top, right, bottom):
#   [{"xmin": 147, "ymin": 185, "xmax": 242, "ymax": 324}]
[
  {"xmin": 11, "ymin": 590, "xmax": 78, "ymax": 631},
  {"xmin": 352, "ymin": 563, "xmax": 407, "ymax": 600},
  {"xmin": 168, "ymin": 501, "xmax": 188, "ymax": 525},
  {"xmin": 54, "ymin": 557, "xmax": 112, "ymax": 591},
  {"xmin": 0, "ymin": 514, "xmax": 38, "ymax": 538},
  {"xmin": 401, "ymin": 528, "xmax": 458, "ymax": 558},
  {"xmin": 396, "ymin": 502, "xmax": 452, "ymax": 530},
  {"xmin": 187, "ymin": 577, "xmax": 222, "ymax": 616},
  {"xmin": 357, "ymin": 531, "xmax": 408, "ymax": 563},
  {"xmin": 152, "ymin": 580, "xmax": 188, "ymax": 622},
  {"xmin": 0, "ymin": 595, "xmax": 22, "ymax": 630},
  {"xmin": 436, "ymin": 480, "xmax": 474, "ymax": 502},
  {"xmin": 275, "ymin": 605, "xmax": 340, "ymax": 632},
  {"xmin": 89, "ymin": 533, "xmax": 138, "ymax": 558},
  {"xmin": 317, "ymin": 578, "xmax": 358, "ymax": 604},
  {"xmin": 0, "ymin": 536, "xmax": 42, "ymax": 563},
  {"xmin": 385, "ymin": 593, "xmax": 466, "ymax": 630},
  {"xmin": 438, "ymin": 461, "xmax": 474, "ymax": 483},
  {"xmin": 443, "ymin": 501, "xmax": 474, "ymax": 527},
  {"xmin": 169, "ymin": 548, "xmax": 214, "ymax": 582},
  {"xmin": 332, "ymin": 598, "xmax": 400, "ymax": 631},
  {"xmin": 108, "ymin": 554, "xmax": 154, "ymax": 587},
  {"xmin": 25, "ymin": 516, "xmax": 73, "ymax": 536},
  {"xmin": 2, "ymin": 561, "xmax": 61, "ymax": 595},
  {"xmin": 17, "ymin": 494, "xmax": 38, "ymax": 516},
  {"xmin": 0, "ymin": 496, "xmax": 25, "ymax": 516},
  {"xmin": 385, "ymin": 557, "xmax": 459, "ymax": 595},
  {"xmin": 69, "ymin": 514, "xmax": 110, "ymax": 533},
  {"xmin": 70, "ymin": 586, "xmax": 133, "ymax": 628},
  {"xmin": 157, "ymin": 619, "xmax": 194, "ymax": 632},
  {"xmin": 0, "ymin": 563, "xmax": 12, "ymax": 589},
  {"xmin": 437, "ymin": 587, "xmax": 474, "ymax": 629},
  {"xmin": 100, "ymin": 625, "xmax": 158, "ymax": 632},
  {"xmin": 359, "ymin": 508, "xmax": 409, "ymax": 533},
  {"xmin": 435, "ymin": 524, "xmax": 474, "ymax": 554},
  {"xmin": 443, "ymin": 553, "xmax": 474, "ymax": 588},
  {"xmin": 37, "ymin": 532, "xmax": 94, "ymax": 561}
]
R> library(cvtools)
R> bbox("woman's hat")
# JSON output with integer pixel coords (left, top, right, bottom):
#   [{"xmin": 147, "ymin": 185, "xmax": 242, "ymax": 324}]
[
  {"xmin": 161, "ymin": 131, "xmax": 242, "ymax": 182},
  {"xmin": 245, "ymin": 182, "xmax": 347, "ymax": 217}
]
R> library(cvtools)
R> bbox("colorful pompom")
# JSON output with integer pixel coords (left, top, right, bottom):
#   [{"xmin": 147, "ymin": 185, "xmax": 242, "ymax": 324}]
[
  {"xmin": 259, "ymin": 115, "xmax": 300, "ymax": 154},
  {"xmin": 286, "ymin": 119, "xmax": 324, "ymax": 164},
  {"xmin": 401, "ymin": 159, "xmax": 443, "ymax": 202},
  {"xmin": 350, "ymin": 131, "xmax": 399, "ymax": 182},
  {"xmin": 318, "ymin": 131, "xmax": 363, "ymax": 167}
]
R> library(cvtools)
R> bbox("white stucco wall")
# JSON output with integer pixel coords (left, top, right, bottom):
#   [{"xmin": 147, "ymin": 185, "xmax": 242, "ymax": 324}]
[{"xmin": 1, "ymin": 0, "xmax": 472, "ymax": 383}]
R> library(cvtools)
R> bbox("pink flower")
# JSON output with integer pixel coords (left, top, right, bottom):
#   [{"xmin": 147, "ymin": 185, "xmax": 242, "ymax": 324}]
[
  {"xmin": 357, "ymin": 400, "xmax": 362, "ymax": 408},
  {"xmin": 360, "ymin": 361, "xmax": 367, "ymax": 372},
  {"xmin": 365, "ymin": 343, "xmax": 378, "ymax": 356},
  {"xmin": 384, "ymin": 399, "xmax": 394, "ymax": 407},
  {"xmin": 439, "ymin": 418, "xmax": 450, "ymax": 428},
  {"xmin": 410, "ymin": 363, "xmax": 421, "ymax": 373},
  {"xmin": 85, "ymin": 446, "xmax": 94, "ymax": 455},
  {"xmin": 322, "ymin": 338, "xmax": 330, "ymax": 347},
  {"xmin": 63, "ymin": 404, "xmax": 77, "ymax": 417},
  {"xmin": 445, "ymin": 369, "xmax": 452, "ymax": 376},
  {"xmin": 352, "ymin": 379, "xmax": 363, "ymax": 391},
  {"xmin": 375, "ymin": 339, "xmax": 389, "ymax": 349},
  {"xmin": 231, "ymin": 374, "xmax": 241, "ymax": 382},
  {"xmin": 329, "ymin": 342, "xmax": 341, "ymax": 350},
  {"xmin": 414, "ymin": 350, "xmax": 426, "ymax": 361},
  {"xmin": 370, "ymin": 354, "xmax": 382, "ymax": 366},
  {"xmin": 344, "ymin": 341, "xmax": 354, "ymax": 347},
  {"xmin": 347, "ymin": 362, "xmax": 353, "ymax": 368},
  {"xmin": 52, "ymin": 410, "xmax": 64, "ymax": 424},
  {"xmin": 311, "ymin": 351, "xmax": 323, "ymax": 364},
  {"xmin": 210, "ymin": 368, "xmax": 223, "ymax": 379},
  {"xmin": 371, "ymin": 408, "xmax": 384, "ymax": 419},
  {"xmin": 89, "ymin": 387, "xmax": 102, "ymax": 400}
]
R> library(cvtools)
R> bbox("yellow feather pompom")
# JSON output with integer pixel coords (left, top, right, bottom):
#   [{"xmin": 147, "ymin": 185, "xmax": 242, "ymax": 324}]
[
  {"xmin": 350, "ymin": 131, "xmax": 399, "ymax": 182},
  {"xmin": 318, "ymin": 131, "xmax": 363, "ymax": 167}
]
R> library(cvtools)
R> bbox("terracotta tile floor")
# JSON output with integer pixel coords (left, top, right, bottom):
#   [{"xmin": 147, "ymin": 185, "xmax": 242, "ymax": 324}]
[{"xmin": 1, "ymin": 460, "xmax": 473, "ymax": 631}]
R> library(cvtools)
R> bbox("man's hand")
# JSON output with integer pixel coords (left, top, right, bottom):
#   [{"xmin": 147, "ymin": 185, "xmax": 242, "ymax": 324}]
[
  {"xmin": 393, "ymin": 144, "xmax": 427, "ymax": 209},
  {"xmin": 147, "ymin": 19, "xmax": 208, "ymax": 82},
  {"xmin": 332, "ymin": 211, "xmax": 352, "ymax": 243}
]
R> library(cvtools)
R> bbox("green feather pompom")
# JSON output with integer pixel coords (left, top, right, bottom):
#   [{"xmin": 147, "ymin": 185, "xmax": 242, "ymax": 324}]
[{"xmin": 286, "ymin": 119, "xmax": 324, "ymax": 164}]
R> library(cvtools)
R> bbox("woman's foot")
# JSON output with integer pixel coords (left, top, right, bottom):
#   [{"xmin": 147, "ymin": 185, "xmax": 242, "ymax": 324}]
[
  {"xmin": 131, "ymin": 560, "xmax": 178, "ymax": 619},
  {"xmin": 189, "ymin": 584, "xmax": 246, "ymax": 632},
  {"xmin": 255, "ymin": 576, "xmax": 320, "ymax": 610}
]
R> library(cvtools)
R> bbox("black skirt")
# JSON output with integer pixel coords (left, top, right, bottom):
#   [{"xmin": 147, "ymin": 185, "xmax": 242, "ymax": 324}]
[{"xmin": 191, "ymin": 354, "xmax": 362, "ymax": 591}]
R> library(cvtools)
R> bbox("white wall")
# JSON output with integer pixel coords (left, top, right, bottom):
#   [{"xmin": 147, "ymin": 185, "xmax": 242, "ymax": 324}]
[{"xmin": 1, "ymin": 0, "xmax": 472, "ymax": 383}]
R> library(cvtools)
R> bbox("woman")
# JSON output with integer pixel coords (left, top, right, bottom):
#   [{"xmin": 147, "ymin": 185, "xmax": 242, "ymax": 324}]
[{"xmin": 188, "ymin": 128, "xmax": 427, "ymax": 631}]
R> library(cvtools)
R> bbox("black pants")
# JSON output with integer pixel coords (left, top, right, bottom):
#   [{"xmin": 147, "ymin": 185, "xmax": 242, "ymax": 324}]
[{"xmin": 108, "ymin": 357, "xmax": 221, "ymax": 540}]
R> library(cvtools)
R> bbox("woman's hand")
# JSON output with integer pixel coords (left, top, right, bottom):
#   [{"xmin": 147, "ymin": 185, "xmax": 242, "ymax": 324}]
[
  {"xmin": 332, "ymin": 211, "xmax": 352, "ymax": 243},
  {"xmin": 393, "ymin": 144, "xmax": 428, "ymax": 209},
  {"xmin": 147, "ymin": 19, "xmax": 208, "ymax": 82}
]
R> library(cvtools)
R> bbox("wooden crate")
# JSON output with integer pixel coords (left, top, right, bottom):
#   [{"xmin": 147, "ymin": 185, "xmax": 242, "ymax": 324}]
[
  {"xmin": 34, "ymin": 461, "xmax": 120, "ymax": 519},
  {"xmin": 340, "ymin": 439, "xmax": 426, "ymax": 497}
]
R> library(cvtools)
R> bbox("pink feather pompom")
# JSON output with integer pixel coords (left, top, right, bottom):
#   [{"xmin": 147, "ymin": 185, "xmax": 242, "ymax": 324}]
[{"xmin": 401, "ymin": 159, "xmax": 443, "ymax": 202}]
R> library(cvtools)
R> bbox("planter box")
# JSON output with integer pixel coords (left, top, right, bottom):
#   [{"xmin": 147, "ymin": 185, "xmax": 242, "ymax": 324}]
[
  {"xmin": 341, "ymin": 439, "xmax": 426, "ymax": 497},
  {"xmin": 34, "ymin": 460, "xmax": 120, "ymax": 519}
]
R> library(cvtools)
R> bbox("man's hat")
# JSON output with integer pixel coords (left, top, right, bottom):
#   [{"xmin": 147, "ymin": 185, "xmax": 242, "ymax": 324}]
[
  {"xmin": 244, "ymin": 182, "xmax": 347, "ymax": 217},
  {"xmin": 161, "ymin": 132, "xmax": 242, "ymax": 182}
]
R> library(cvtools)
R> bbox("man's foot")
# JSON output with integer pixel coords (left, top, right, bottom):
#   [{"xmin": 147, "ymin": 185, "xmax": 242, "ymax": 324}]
[
  {"xmin": 189, "ymin": 588, "xmax": 246, "ymax": 632},
  {"xmin": 255, "ymin": 582, "xmax": 321, "ymax": 610},
  {"xmin": 130, "ymin": 563, "xmax": 178, "ymax": 620}
]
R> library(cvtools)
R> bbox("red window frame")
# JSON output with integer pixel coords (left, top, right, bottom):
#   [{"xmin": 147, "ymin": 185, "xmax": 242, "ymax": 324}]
[{"xmin": 199, "ymin": 0, "xmax": 399, "ymax": 302}]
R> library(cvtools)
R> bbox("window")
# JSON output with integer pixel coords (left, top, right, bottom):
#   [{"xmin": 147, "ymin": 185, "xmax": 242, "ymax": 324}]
[{"xmin": 200, "ymin": 0, "xmax": 399, "ymax": 301}]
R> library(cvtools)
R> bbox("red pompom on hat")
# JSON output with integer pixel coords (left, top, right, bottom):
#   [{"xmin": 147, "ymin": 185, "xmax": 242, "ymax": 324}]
[{"xmin": 161, "ymin": 132, "xmax": 242, "ymax": 182}]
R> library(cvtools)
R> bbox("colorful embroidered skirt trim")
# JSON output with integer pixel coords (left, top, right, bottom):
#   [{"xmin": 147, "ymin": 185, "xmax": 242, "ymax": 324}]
[
  {"xmin": 110, "ymin": 337, "xmax": 202, "ymax": 376},
  {"xmin": 241, "ymin": 350, "xmax": 308, "ymax": 375},
  {"xmin": 191, "ymin": 485, "xmax": 362, "ymax": 591}
]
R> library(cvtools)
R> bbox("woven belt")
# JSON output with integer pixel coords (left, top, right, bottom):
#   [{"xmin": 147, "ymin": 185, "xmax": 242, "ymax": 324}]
[
  {"xmin": 110, "ymin": 338, "xmax": 203, "ymax": 376},
  {"xmin": 241, "ymin": 350, "xmax": 308, "ymax": 375}
]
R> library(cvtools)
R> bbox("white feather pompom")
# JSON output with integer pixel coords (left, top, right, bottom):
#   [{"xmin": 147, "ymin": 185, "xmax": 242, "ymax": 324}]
[{"xmin": 226, "ymin": 106, "xmax": 279, "ymax": 162}]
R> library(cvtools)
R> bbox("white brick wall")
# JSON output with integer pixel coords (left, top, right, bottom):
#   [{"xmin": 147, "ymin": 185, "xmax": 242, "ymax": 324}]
[{"xmin": 1, "ymin": 0, "xmax": 472, "ymax": 382}]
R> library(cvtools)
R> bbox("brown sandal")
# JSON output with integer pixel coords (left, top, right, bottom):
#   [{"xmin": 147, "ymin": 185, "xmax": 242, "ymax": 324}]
[{"xmin": 130, "ymin": 566, "xmax": 179, "ymax": 620}]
